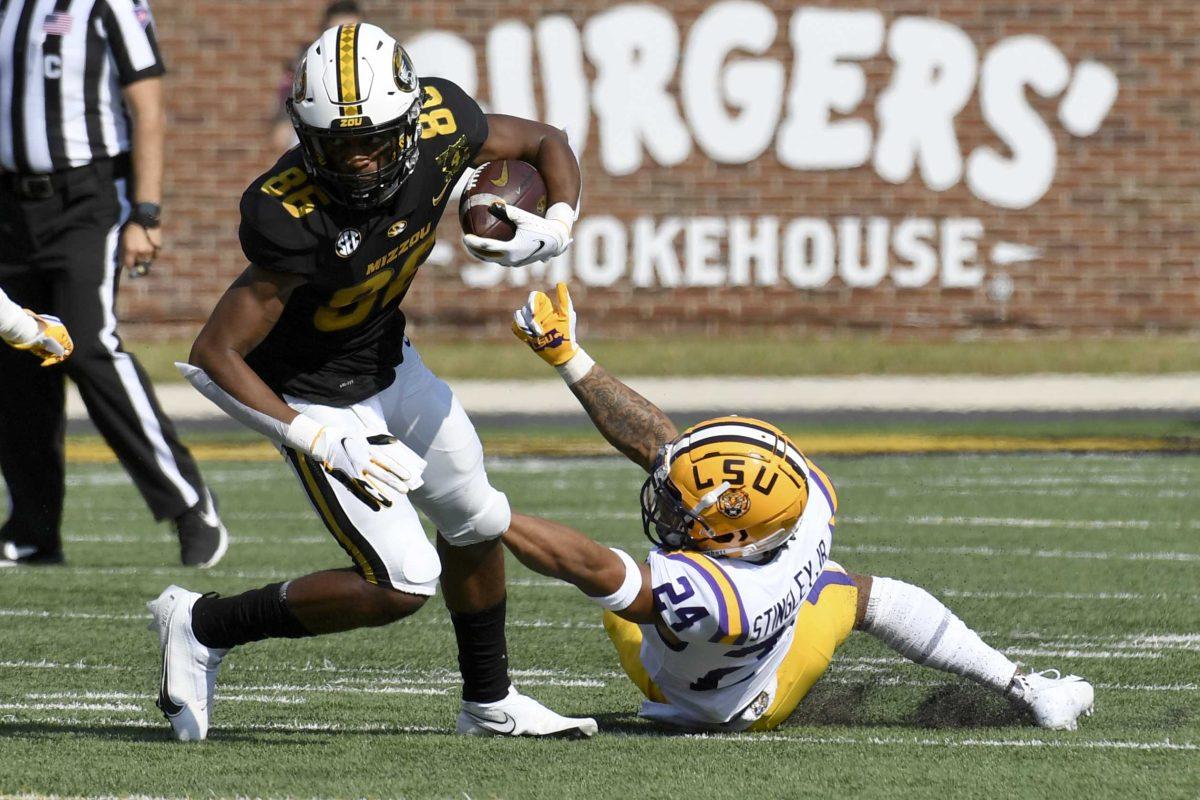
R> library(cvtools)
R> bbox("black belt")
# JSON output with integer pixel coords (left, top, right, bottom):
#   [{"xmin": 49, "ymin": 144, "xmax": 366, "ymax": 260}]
[{"xmin": 0, "ymin": 154, "xmax": 132, "ymax": 201}]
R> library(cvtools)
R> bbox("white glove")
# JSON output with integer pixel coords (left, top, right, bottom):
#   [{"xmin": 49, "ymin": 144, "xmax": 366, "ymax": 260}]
[
  {"xmin": 463, "ymin": 202, "xmax": 574, "ymax": 268},
  {"xmin": 286, "ymin": 416, "xmax": 426, "ymax": 512}
]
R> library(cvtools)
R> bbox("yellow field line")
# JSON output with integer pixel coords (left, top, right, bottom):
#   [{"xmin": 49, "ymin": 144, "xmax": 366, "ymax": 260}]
[{"xmin": 62, "ymin": 435, "xmax": 1200, "ymax": 464}]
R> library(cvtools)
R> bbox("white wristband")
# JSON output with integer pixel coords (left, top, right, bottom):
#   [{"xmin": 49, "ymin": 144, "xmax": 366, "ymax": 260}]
[
  {"xmin": 0, "ymin": 297, "xmax": 38, "ymax": 345},
  {"xmin": 545, "ymin": 202, "xmax": 576, "ymax": 237},
  {"xmin": 591, "ymin": 548, "xmax": 643, "ymax": 611},
  {"xmin": 283, "ymin": 414, "xmax": 326, "ymax": 457},
  {"xmin": 555, "ymin": 348, "xmax": 595, "ymax": 386}
]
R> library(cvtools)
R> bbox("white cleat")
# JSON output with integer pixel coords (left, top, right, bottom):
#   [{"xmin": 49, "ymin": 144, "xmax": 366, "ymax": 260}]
[
  {"xmin": 147, "ymin": 584, "xmax": 228, "ymax": 741},
  {"xmin": 1012, "ymin": 669, "xmax": 1095, "ymax": 731},
  {"xmin": 457, "ymin": 686, "xmax": 598, "ymax": 739}
]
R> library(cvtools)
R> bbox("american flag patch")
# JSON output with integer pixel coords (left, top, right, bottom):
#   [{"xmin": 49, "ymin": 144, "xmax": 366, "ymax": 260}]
[
  {"xmin": 42, "ymin": 12, "xmax": 73, "ymax": 35},
  {"xmin": 134, "ymin": 5, "xmax": 151, "ymax": 27}
]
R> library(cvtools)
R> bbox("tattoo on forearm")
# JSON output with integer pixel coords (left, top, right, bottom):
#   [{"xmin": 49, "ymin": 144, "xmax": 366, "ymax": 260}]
[{"xmin": 570, "ymin": 366, "xmax": 678, "ymax": 471}]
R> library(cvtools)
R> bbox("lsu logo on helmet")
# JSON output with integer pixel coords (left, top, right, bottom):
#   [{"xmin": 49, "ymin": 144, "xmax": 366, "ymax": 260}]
[{"xmin": 640, "ymin": 416, "xmax": 809, "ymax": 558}]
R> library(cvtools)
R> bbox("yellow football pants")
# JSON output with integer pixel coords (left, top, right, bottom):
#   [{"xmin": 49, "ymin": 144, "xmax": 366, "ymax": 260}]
[{"xmin": 603, "ymin": 573, "xmax": 857, "ymax": 731}]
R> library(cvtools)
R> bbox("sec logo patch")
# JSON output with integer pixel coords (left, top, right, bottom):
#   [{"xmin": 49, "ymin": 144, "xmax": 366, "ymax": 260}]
[
  {"xmin": 335, "ymin": 228, "xmax": 362, "ymax": 258},
  {"xmin": 387, "ymin": 220, "xmax": 407, "ymax": 238}
]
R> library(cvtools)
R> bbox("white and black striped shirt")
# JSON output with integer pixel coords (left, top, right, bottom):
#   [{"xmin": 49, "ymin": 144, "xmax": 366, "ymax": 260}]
[{"xmin": 0, "ymin": 0, "xmax": 164, "ymax": 174}]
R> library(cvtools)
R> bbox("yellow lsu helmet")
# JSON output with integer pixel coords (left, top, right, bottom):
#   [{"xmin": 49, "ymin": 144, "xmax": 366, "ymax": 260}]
[{"xmin": 640, "ymin": 416, "xmax": 809, "ymax": 558}]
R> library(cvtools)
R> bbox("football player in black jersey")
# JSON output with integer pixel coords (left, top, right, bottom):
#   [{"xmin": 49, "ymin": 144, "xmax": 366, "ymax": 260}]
[{"xmin": 148, "ymin": 22, "xmax": 592, "ymax": 741}]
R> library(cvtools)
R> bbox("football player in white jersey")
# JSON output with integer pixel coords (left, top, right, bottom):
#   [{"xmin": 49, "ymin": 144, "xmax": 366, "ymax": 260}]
[
  {"xmin": 0, "ymin": 287, "xmax": 72, "ymax": 366},
  {"xmin": 503, "ymin": 283, "xmax": 1096, "ymax": 732}
]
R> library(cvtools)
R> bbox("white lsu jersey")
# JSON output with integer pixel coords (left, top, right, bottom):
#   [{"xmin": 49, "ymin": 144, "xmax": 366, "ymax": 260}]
[{"xmin": 637, "ymin": 457, "xmax": 843, "ymax": 729}]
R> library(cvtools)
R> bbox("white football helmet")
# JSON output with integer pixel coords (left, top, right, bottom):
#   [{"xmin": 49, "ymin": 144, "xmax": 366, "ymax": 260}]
[{"xmin": 288, "ymin": 23, "xmax": 422, "ymax": 208}]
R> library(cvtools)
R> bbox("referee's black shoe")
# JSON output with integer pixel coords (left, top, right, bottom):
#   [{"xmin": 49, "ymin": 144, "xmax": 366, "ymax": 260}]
[
  {"xmin": 0, "ymin": 542, "xmax": 65, "ymax": 567},
  {"xmin": 173, "ymin": 490, "xmax": 228, "ymax": 569}
]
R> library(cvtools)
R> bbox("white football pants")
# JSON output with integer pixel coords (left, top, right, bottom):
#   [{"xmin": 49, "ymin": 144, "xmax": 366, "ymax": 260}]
[{"xmin": 282, "ymin": 339, "xmax": 510, "ymax": 595}]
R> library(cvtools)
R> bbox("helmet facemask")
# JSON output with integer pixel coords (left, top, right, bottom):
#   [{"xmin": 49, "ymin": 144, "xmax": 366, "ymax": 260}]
[
  {"xmin": 290, "ymin": 99, "xmax": 421, "ymax": 209},
  {"xmin": 640, "ymin": 464, "xmax": 706, "ymax": 551}
]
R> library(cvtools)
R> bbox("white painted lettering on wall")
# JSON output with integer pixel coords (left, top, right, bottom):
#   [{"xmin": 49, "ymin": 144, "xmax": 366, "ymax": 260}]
[{"xmin": 409, "ymin": 4, "xmax": 1117, "ymax": 289}]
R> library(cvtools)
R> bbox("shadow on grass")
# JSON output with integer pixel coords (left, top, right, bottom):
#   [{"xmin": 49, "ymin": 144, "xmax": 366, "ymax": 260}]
[
  {"xmin": 0, "ymin": 720, "xmax": 195, "ymax": 742},
  {"xmin": 595, "ymin": 681, "xmax": 1028, "ymax": 737},
  {"xmin": 784, "ymin": 681, "xmax": 1027, "ymax": 729}
]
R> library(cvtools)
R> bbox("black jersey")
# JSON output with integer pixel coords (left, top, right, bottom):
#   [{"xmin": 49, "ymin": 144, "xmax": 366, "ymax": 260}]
[{"xmin": 239, "ymin": 77, "xmax": 486, "ymax": 406}]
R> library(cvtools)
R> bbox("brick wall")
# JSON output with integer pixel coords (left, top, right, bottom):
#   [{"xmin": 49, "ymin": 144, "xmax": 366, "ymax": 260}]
[{"xmin": 127, "ymin": 0, "xmax": 1200, "ymax": 340}]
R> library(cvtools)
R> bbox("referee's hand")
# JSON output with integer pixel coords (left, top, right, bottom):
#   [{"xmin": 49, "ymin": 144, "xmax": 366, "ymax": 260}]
[{"xmin": 120, "ymin": 223, "xmax": 162, "ymax": 278}]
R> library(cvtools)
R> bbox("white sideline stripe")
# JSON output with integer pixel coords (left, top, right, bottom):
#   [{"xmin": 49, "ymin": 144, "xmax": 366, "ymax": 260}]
[{"xmin": 677, "ymin": 733, "xmax": 1199, "ymax": 752}]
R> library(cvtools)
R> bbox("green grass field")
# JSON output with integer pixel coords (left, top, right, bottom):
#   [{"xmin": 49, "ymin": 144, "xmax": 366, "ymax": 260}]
[
  {"xmin": 1, "ymin": 452, "xmax": 1198, "ymax": 799},
  {"xmin": 127, "ymin": 334, "xmax": 1200, "ymax": 384}
]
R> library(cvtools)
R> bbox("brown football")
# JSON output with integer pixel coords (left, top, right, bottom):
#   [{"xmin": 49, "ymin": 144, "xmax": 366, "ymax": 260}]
[{"xmin": 459, "ymin": 160, "xmax": 548, "ymax": 242}]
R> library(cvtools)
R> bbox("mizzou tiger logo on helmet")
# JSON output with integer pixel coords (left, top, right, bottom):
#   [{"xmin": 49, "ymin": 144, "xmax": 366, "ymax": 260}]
[{"xmin": 640, "ymin": 416, "xmax": 810, "ymax": 558}]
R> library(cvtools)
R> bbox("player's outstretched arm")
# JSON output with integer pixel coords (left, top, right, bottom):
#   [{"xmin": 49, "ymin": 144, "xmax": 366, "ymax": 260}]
[
  {"xmin": 502, "ymin": 513, "xmax": 657, "ymax": 624},
  {"xmin": 513, "ymin": 283, "xmax": 678, "ymax": 472}
]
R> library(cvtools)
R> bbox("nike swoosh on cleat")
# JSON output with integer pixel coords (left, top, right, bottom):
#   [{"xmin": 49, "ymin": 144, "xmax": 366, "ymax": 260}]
[
  {"xmin": 465, "ymin": 709, "xmax": 517, "ymax": 735},
  {"xmin": 157, "ymin": 617, "xmax": 185, "ymax": 718}
]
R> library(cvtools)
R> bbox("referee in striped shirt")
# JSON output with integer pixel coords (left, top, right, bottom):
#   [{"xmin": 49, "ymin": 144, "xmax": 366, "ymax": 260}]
[{"xmin": 0, "ymin": 0, "xmax": 227, "ymax": 568}]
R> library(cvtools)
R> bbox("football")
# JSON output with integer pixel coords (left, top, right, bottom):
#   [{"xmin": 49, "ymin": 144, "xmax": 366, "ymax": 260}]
[{"xmin": 459, "ymin": 160, "xmax": 548, "ymax": 242}]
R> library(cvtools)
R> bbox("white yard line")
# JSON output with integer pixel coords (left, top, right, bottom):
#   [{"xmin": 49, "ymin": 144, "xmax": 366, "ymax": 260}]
[
  {"xmin": 678, "ymin": 732, "xmax": 1199, "ymax": 751},
  {"xmin": 4, "ymin": 711, "xmax": 1194, "ymax": 755},
  {"xmin": 0, "ymin": 713, "xmax": 444, "ymax": 735},
  {"xmin": 841, "ymin": 514, "xmax": 1200, "ymax": 531},
  {"xmin": 839, "ymin": 543, "xmax": 1200, "ymax": 562},
  {"xmin": 0, "ymin": 701, "xmax": 140, "ymax": 712}
]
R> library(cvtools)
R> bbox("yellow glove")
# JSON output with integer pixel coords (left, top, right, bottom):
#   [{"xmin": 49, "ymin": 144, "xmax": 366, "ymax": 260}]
[
  {"xmin": 511, "ymin": 282, "xmax": 580, "ymax": 367},
  {"xmin": 12, "ymin": 311, "xmax": 73, "ymax": 367}
]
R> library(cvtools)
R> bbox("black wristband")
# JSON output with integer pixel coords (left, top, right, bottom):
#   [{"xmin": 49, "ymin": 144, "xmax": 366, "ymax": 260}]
[{"xmin": 130, "ymin": 202, "xmax": 162, "ymax": 229}]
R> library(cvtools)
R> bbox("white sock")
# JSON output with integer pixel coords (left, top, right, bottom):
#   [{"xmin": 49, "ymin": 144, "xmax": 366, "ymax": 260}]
[
  {"xmin": 862, "ymin": 576, "xmax": 1018, "ymax": 694},
  {"xmin": 0, "ymin": 291, "xmax": 38, "ymax": 345}
]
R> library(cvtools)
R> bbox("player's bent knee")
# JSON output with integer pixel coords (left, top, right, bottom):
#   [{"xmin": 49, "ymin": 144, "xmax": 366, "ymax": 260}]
[
  {"xmin": 437, "ymin": 488, "xmax": 511, "ymax": 547},
  {"xmin": 359, "ymin": 582, "xmax": 428, "ymax": 626}
]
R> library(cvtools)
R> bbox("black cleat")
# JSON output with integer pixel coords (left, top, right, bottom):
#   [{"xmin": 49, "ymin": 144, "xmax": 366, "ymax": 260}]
[
  {"xmin": 0, "ymin": 542, "xmax": 64, "ymax": 567},
  {"xmin": 173, "ymin": 490, "xmax": 228, "ymax": 569}
]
